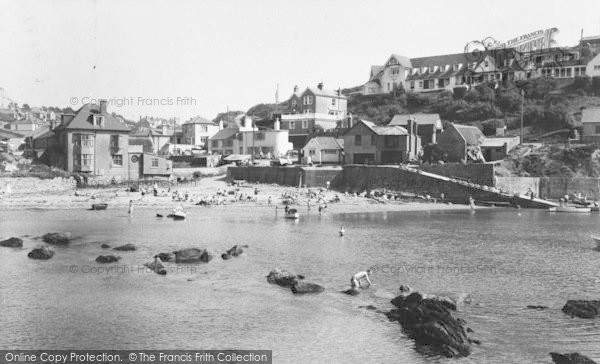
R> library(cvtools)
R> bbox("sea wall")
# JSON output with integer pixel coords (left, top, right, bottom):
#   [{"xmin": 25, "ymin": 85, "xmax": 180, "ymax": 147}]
[
  {"xmin": 496, "ymin": 176, "xmax": 600, "ymax": 200},
  {"xmin": 420, "ymin": 163, "xmax": 494, "ymax": 186},
  {"xmin": 227, "ymin": 166, "xmax": 343, "ymax": 188}
]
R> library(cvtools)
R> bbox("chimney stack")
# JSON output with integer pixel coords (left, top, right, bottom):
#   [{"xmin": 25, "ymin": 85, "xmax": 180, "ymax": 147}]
[
  {"xmin": 274, "ymin": 117, "xmax": 280, "ymax": 131},
  {"xmin": 99, "ymin": 99, "xmax": 107, "ymax": 114},
  {"xmin": 317, "ymin": 82, "xmax": 323, "ymax": 90},
  {"xmin": 293, "ymin": 85, "xmax": 298, "ymax": 93}
]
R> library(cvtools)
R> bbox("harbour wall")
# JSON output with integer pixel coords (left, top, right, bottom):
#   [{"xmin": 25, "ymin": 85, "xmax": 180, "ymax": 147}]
[{"xmin": 497, "ymin": 176, "xmax": 600, "ymax": 200}]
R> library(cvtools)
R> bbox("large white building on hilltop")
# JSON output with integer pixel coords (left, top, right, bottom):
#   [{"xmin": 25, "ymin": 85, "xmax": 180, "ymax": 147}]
[{"xmin": 362, "ymin": 28, "xmax": 599, "ymax": 95}]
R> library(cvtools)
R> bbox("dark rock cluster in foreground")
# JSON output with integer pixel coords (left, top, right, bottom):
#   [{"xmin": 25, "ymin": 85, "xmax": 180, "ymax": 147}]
[
  {"xmin": 386, "ymin": 292, "xmax": 473, "ymax": 358},
  {"xmin": 267, "ymin": 268, "xmax": 324, "ymax": 294},
  {"xmin": 562, "ymin": 300, "xmax": 600, "ymax": 319},
  {"xmin": 550, "ymin": 352, "xmax": 597, "ymax": 364}
]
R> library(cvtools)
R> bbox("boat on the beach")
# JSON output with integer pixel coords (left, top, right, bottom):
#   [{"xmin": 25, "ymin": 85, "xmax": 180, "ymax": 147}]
[
  {"xmin": 284, "ymin": 208, "xmax": 299, "ymax": 220},
  {"xmin": 548, "ymin": 206, "xmax": 591, "ymax": 213},
  {"xmin": 91, "ymin": 203, "xmax": 108, "ymax": 210}
]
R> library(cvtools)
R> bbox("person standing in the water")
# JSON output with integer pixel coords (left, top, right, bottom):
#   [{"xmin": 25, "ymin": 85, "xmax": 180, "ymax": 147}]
[{"xmin": 128, "ymin": 200, "xmax": 133, "ymax": 216}]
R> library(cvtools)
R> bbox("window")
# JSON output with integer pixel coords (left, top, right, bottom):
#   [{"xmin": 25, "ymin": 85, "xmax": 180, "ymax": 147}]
[
  {"xmin": 292, "ymin": 100, "xmax": 297, "ymax": 107},
  {"xmin": 309, "ymin": 149, "xmax": 316, "ymax": 156},
  {"xmin": 200, "ymin": 136, "xmax": 207, "ymax": 143},
  {"xmin": 201, "ymin": 125, "xmax": 208, "ymax": 132},
  {"xmin": 323, "ymin": 149, "xmax": 338, "ymax": 155},
  {"xmin": 418, "ymin": 81, "xmax": 423, "ymax": 88},
  {"xmin": 429, "ymin": 66, "xmax": 435, "ymax": 72},
  {"xmin": 81, "ymin": 154, "xmax": 93, "ymax": 166},
  {"xmin": 303, "ymin": 95, "xmax": 313, "ymax": 105},
  {"xmin": 110, "ymin": 135, "xmax": 119, "ymax": 149},
  {"xmin": 391, "ymin": 67, "xmax": 400, "ymax": 75},
  {"xmin": 225, "ymin": 140, "xmax": 233, "ymax": 147},
  {"xmin": 93, "ymin": 115, "xmax": 104, "ymax": 127},
  {"xmin": 595, "ymin": 65, "xmax": 600, "ymax": 71},
  {"xmin": 410, "ymin": 81, "xmax": 415, "ymax": 90},
  {"xmin": 151, "ymin": 158, "xmax": 159, "ymax": 168},
  {"xmin": 354, "ymin": 135, "xmax": 362, "ymax": 146},
  {"xmin": 595, "ymin": 126, "xmax": 600, "ymax": 134},
  {"xmin": 111, "ymin": 154, "xmax": 123, "ymax": 167},
  {"xmin": 331, "ymin": 98, "xmax": 336, "ymax": 106},
  {"xmin": 371, "ymin": 134, "xmax": 376, "ymax": 145},
  {"xmin": 302, "ymin": 120, "xmax": 308, "ymax": 129},
  {"xmin": 453, "ymin": 64, "xmax": 460, "ymax": 71},
  {"xmin": 289, "ymin": 121, "xmax": 295, "ymax": 129},
  {"xmin": 255, "ymin": 132, "xmax": 265, "ymax": 141},
  {"xmin": 211, "ymin": 140, "xmax": 219, "ymax": 148},
  {"xmin": 387, "ymin": 83, "xmax": 391, "ymax": 91},
  {"xmin": 79, "ymin": 134, "xmax": 93, "ymax": 147}
]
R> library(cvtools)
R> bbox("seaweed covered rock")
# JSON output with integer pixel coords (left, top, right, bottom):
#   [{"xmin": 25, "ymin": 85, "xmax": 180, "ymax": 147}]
[
  {"xmin": 173, "ymin": 248, "xmax": 212, "ymax": 263},
  {"xmin": 266, "ymin": 268, "xmax": 301, "ymax": 287},
  {"xmin": 157, "ymin": 252, "xmax": 174, "ymax": 262},
  {"xmin": 291, "ymin": 280, "xmax": 324, "ymax": 294},
  {"xmin": 550, "ymin": 352, "xmax": 597, "ymax": 364},
  {"xmin": 0, "ymin": 237, "xmax": 23, "ymax": 248},
  {"xmin": 42, "ymin": 232, "xmax": 71, "ymax": 245},
  {"xmin": 562, "ymin": 300, "xmax": 600, "ymax": 319},
  {"xmin": 113, "ymin": 243, "xmax": 137, "ymax": 251},
  {"xmin": 144, "ymin": 259, "xmax": 167, "ymax": 275},
  {"xmin": 100, "ymin": 243, "xmax": 111, "ymax": 249},
  {"xmin": 386, "ymin": 292, "xmax": 471, "ymax": 358},
  {"xmin": 95, "ymin": 255, "xmax": 121, "ymax": 263},
  {"xmin": 221, "ymin": 245, "xmax": 247, "ymax": 260},
  {"xmin": 27, "ymin": 246, "xmax": 55, "ymax": 260}
]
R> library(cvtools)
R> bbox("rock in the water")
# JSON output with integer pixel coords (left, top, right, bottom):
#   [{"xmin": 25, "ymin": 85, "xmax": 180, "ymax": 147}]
[
  {"xmin": 144, "ymin": 259, "xmax": 167, "ymax": 275},
  {"xmin": 157, "ymin": 252, "xmax": 174, "ymax": 262},
  {"xmin": 359, "ymin": 305, "xmax": 377, "ymax": 310},
  {"xmin": 527, "ymin": 305, "xmax": 548, "ymax": 310},
  {"xmin": 0, "ymin": 237, "xmax": 23, "ymax": 248},
  {"xmin": 266, "ymin": 268, "xmax": 301, "ymax": 287},
  {"xmin": 562, "ymin": 300, "xmax": 600, "ymax": 319},
  {"xmin": 550, "ymin": 352, "xmax": 597, "ymax": 364},
  {"xmin": 42, "ymin": 232, "xmax": 71, "ymax": 245},
  {"xmin": 100, "ymin": 243, "xmax": 110, "ymax": 249},
  {"xmin": 173, "ymin": 248, "xmax": 212, "ymax": 263},
  {"xmin": 221, "ymin": 253, "xmax": 232, "ymax": 260},
  {"xmin": 387, "ymin": 292, "xmax": 472, "ymax": 358},
  {"xmin": 222, "ymin": 245, "xmax": 245, "ymax": 260},
  {"xmin": 95, "ymin": 255, "xmax": 121, "ymax": 263},
  {"xmin": 27, "ymin": 246, "xmax": 55, "ymax": 260},
  {"xmin": 113, "ymin": 243, "xmax": 137, "ymax": 251},
  {"xmin": 291, "ymin": 280, "xmax": 324, "ymax": 294}
]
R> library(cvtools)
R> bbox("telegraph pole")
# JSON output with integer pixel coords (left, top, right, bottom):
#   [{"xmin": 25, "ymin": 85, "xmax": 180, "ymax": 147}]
[{"xmin": 520, "ymin": 89, "xmax": 524, "ymax": 144}]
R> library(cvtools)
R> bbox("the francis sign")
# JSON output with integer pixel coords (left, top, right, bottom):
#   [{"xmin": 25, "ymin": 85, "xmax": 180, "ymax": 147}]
[{"xmin": 491, "ymin": 28, "xmax": 558, "ymax": 53}]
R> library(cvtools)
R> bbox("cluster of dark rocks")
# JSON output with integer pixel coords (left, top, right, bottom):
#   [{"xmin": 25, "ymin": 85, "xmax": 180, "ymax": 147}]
[{"xmin": 266, "ymin": 268, "xmax": 325, "ymax": 294}]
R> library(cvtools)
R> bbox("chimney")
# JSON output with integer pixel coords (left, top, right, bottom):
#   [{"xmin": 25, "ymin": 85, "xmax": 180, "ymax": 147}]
[
  {"xmin": 293, "ymin": 85, "xmax": 298, "ymax": 93},
  {"xmin": 218, "ymin": 119, "xmax": 224, "ymax": 130},
  {"xmin": 244, "ymin": 116, "xmax": 252, "ymax": 129},
  {"xmin": 317, "ymin": 82, "xmax": 323, "ymax": 90},
  {"xmin": 347, "ymin": 113, "xmax": 353, "ymax": 128},
  {"xmin": 99, "ymin": 99, "xmax": 107, "ymax": 114},
  {"xmin": 274, "ymin": 117, "xmax": 280, "ymax": 131}
]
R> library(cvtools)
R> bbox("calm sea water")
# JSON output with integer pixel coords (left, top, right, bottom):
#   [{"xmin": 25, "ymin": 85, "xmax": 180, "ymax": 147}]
[{"xmin": 1, "ymin": 205, "xmax": 599, "ymax": 363}]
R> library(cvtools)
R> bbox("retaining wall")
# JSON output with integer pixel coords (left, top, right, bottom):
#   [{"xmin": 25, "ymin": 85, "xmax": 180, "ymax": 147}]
[
  {"xmin": 420, "ymin": 163, "xmax": 494, "ymax": 186},
  {"xmin": 227, "ymin": 166, "xmax": 343, "ymax": 188}
]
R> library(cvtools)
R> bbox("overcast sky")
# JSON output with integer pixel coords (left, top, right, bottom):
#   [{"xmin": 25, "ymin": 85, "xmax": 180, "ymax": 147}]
[{"xmin": 2, "ymin": 0, "xmax": 600, "ymax": 121}]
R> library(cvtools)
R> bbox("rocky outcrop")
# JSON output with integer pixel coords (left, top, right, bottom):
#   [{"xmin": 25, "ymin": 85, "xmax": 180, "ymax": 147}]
[
  {"xmin": 561, "ymin": 300, "xmax": 600, "ymax": 319},
  {"xmin": 100, "ymin": 243, "xmax": 111, "ymax": 249},
  {"xmin": 113, "ymin": 243, "xmax": 137, "ymax": 251},
  {"xmin": 42, "ymin": 232, "xmax": 71, "ymax": 245},
  {"xmin": 144, "ymin": 259, "xmax": 167, "ymax": 275},
  {"xmin": 550, "ymin": 352, "xmax": 597, "ymax": 364},
  {"xmin": 95, "ymin": 255, "xmax": 121, "ymax": 263},
  {"xmin": 174, "ymin": 248, "xmax": 212, "ymax": 263},
  {"xmin": 0, "ymin": 237, "xmax": 23, "ymax": 247},
  {"xmin": 386, "ymin": 292, "xmax": 472, "ymax": 358},
  {"xmin": 157, "ymin": 252, "xmax": 174, "ymax": 262},
  {"xmin": 221, "ymin": 245, "xmax": 247, "ymax": 260},
  {"xmin": 27, "ymin": 246, "xmax": 55, "ymax": 260},
  {"xmin": 267, "ymin": 268, "xmax": 322, "ymax": 294}
]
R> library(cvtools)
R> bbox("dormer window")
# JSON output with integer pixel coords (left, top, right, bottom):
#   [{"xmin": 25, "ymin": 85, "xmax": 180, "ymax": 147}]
[
  {"xmin": 421, "ymin": 67, "xmax": 427, "ymax": 73},
  {"xmin": 453, "ymin": 64, "xmax": 461, "ymax": 71},
  {"xmin": 428, "ymin": 66, "xmax": 435, "ymax": 73},
  {"xmin": 93, "ymin": 115, "xmax": 104, "ymax": 127}
]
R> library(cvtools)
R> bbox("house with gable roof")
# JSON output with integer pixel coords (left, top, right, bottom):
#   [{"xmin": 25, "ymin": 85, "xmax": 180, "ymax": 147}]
[
  {"xmin": 301, "ymin": 136, "xmax": 344, "ymax": 164},
  {"xmin": 343, "ymin": 119, "xmax": 420, "ymax": 164},
  {"xmin": 388, "ymin": 113, "xmax": 443, "ymax": 145}
]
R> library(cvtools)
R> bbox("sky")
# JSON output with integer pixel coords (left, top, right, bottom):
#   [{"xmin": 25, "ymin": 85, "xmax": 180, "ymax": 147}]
[{"xmin": 2, "ymin": 0, "xmax": 600, "ymax": 122}]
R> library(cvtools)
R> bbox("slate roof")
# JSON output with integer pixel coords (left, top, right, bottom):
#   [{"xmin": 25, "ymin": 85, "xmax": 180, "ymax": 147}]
[
  {"xmin": 360, "ymin": 120, "xmax": 408, "ymax": 136},
  {"xmin": 454, "ymin": 124, "xmax": 485, "ymax": 145},
  {"xmin": 389, "ymin": 113, "xmax": 442, "ymax": 129},
  {"xmin": 57, "ymin": 104, "xmax": 130, "ymax": 132},
  {"xmin": 581, "ymin": 108, "xmax": 600, "ymax": 124},
  {"xmin": 305, "ymin": 87, "xmax": 347, "ymax": 99},
  {"xmin": 303, "ymin": 136, "xmax": 344, "ymax": 150},
  {"xmin": 209, "ymin": 128, "xmax": 238, "ymax": 140},
  {"xmin": 185, "ymin": 116, "xmax": 216, "ymax": 125}
]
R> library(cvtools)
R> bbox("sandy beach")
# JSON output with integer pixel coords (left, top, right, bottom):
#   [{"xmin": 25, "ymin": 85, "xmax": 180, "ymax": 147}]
[{"xmin": 0, "ymin": 174, "xmax": 474, "ymax": 213}]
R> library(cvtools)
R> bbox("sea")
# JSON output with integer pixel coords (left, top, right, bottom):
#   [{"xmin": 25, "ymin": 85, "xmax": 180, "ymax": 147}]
[{"xmin": 1, "ymin": 206, "xmax": 599, "ymax": 363}]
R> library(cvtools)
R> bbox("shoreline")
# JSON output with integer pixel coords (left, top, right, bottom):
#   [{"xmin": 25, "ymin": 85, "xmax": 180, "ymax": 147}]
[{"xmin": 0, "ymin": 175, "xmax": 479, "ymax": 214}]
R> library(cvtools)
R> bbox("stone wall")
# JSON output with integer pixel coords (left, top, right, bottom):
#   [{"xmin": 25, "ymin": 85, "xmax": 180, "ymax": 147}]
[
  {"xmin": 420, "ymin": 163, "xmax": 495, "ymax": 186},
  {"xmin": 0, "ymin": 177, "xmax": 75, "ymax": 194},
  {"xmin": 495, "ymin": 177, "xmax": 540, "ymax": 195},
  {"xmin": 227, "ymin": 166, "xmax": 343, "ymax": 188},
  {"xmin": 496, "ymin": 176, "xmax": 600, "ymax": 200}
]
